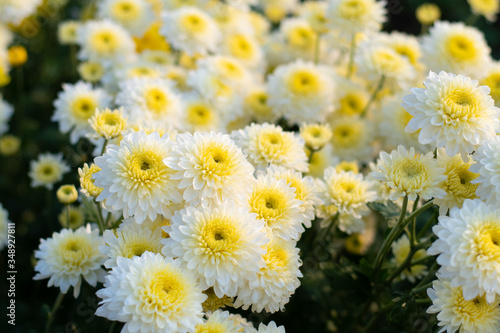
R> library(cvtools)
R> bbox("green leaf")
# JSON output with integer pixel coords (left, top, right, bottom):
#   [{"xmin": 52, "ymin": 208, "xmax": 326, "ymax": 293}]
[{"xmin": 367, "ymin": 201, "xmax": 401, "ymax": 219}]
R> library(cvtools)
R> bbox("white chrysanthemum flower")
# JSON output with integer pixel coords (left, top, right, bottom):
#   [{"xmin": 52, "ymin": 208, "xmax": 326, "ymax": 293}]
[
  {"xmin": 435, "ymin": 149, "xmax": 478, "ymax": 215},
  {"xmin": 160, "ymin": 6, "xmax": 221, "ymax": 56},
  {"xmin": 209, "ymin": 3, "xmax": 255, "ymax": 36},
  {"xmin": 317, "ymin": 168, "xmax": 376, "ymax": 220},
  {"xmin": 267, "ymin": 60, "xmax": 335, "ymax": 124},
  {"xmin": 52, "ymin": 81, "xmax": 113, "ymax": 144},
  {"xmin": 267, "ymin": 165, "xmax": 321, "ymax": 228},
  {"xmin": 470, "ymin": 137, "xmax": 500, "ymax": 205},
  {"xmin": 0, "ymin": 95, "xmax": 13, "ymax": 136},
  {"xmin": 235, "ymin": 237, "xmax": 302, "ymax": 313},
  {"xmin": 219, "ymin": 32, "xmax": 264, "ymax": 71},
  {"xmin": 371, "ymin": 145, "xmax": 447, "ymax": 201},
  {"xmin": 29, "ymin": 153, "xmax": 70, "ymax": 190},
  {"xmin": 231, "ymin": 123, "xmax": 308, "ymax": 172},
  {"xmin": 100, "ymin": 221, "xmax": 164, "ymax": 268},
  {"xmin": 58, "ymin": 21, "xmax": 81, "ymax": 45},
  {"xmin": 0, "ymin": 203, "xmax": 11, "ymax": 251},
  {"xmin": 77, "ymin": 19, "xmax": 136, "ymax": 67},
  {"xmin": 333, "ymin": 78, "xmax": 369, "ymax": 117},
  {"xmin": 164, "ymin": 131, "xmax": 255, "ymax": 208},
  {"xmin": 326, "ymin": 0, "xmax": 386, "ymax": 36},
  {"xmin": 390, "ymin": 235, "xmax": 427, "ymax": 283},
  {"xmin": 427, "ymin": 277, "xmax": 500, "ymax": 333},
  {"xmin": 279, "ymin": 18, "xmax": 321, "ymax": 62},
  {"xmin": 259, "ymin": 0, "xmax": 299, "ymax": 23},
  {"xmin": 377, "ymin": 97, "xmax": 429, "ymax": 153},
  {"xmin": 403, "ymin": 71, "xmax": 500, "ymax": 158},
  {"xmin": 481, "ymin": 61, "xmax": 500, "ymax": 107},
  {"xmin": 377, "ymin": 31, "xmax": 424, "ymax": 71},
  {"xmin": 115, "ymin": 77, "xmax": 183, "ymax": 128},
  {"xmin": 195, "ymin": 310, "xmax": 242, "ymax": 333},
  {"xmin": 97, "ymin": 0, "xmax": 155, "ymax": 37},
  {"xmin": 161, "ymin": 0, "xmax": 208, "ymax": 10},
  {"xmin": 355, "ymin": 40, "xmax": 416, "ymax": 90},
  {"xmin": 296, "ymin": 0, "xmax": 329, "ymax": 34},
  {"xmin": 245, "ymin": 321, "xmax": 286, "ymax": 333},
  {"xmin": 93, "ymin": 131, "xmax": 182, "ymax": 224},
  {"xmin": 421, "ymin": 21, "xmax": 491, "ymax": 78},
  {"xmin": 242, "ymin": 86, "xmax": 279, "ymax": 124},
  {"xmin": 0, "ymin": 0, "xmax": 42, "ymax": 26},
  {"xmin": 468, "ymin": 0, "xmax": 500, "ymax": 22},
  {"xmin": 33, "ymin": 225, "xmax": 106, "ymax": 298},
  {"xmin": 248, "ymin": 174, "xmax": 304, "ymax": 241},
  {"xmin": 428, "ymin": 199, "xmax": 500, "ymax": 303},
  {"xmin": 328, "ymin": 116, "xmax": 374, "ymax": 163},
  {"xmin": 180, "ymin": 93, "xmax": 224, "ymax": 132},
  {"xmin": 96, "ymin": 252, "xmax": 206, "ymax": 332},
  {"xmin": 162, "ymin": 205, "xmax": 268, "ymax": 298}
]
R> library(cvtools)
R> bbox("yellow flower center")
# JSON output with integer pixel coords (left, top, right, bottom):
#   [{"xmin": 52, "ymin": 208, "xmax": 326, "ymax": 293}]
[
  {"xmin": 142, "ymin": 268, "xmax": 187, "ymax": 313},
  {"xmin": 249, "ymin": 187, "xmax": 287, "ymax": 227},
  {"xmin": 124, "ymin": 241, "xmax": 155, "ymax": 258},
  {"xmin": 475, "ymin": 223, "xmax": 500, "ymax": 261},
  {"xmin": 71, "ymin": 95, "xmax": 98, "ymax": 120},
  {"xmin": 336, "ymin": 161, "xmax": 359, "ymax": 174},
  {"xmin": 288, "ymin": 26, "xmax": 316, "ymax": 49},
  {"xmin": 61, "ymin": 236, "xmax": 92, "ymax": 267},
  {"xmin": 199, "ymin": 144, "xmax": 236, "ymax": 180},
  {"xmin": 217, "ymin": 59, "xmax": 244, "ymax": 80},
  {"xmin": 264, "ymin": 244, "xmax": 289, "ymax": 269},
  {"xmin": 127, "ymin": 150, "xmax": 168, "ymax": 187},
  {"xmin": 187, "ymin": 103, "xmax": 214, "ymax": 126},
  {"xmin": 452, "ymin": 287, "xmax": 497, "ymax": 322},
  {"xmin": 245, "ymin": 91, "xmax": 272, "ymax": 118},
  {"xmin": 442, "ymin": 162, "xmax": 478, "ymax": 199},
  {"xmin": 35, "ymin": 162, "xmax": 60, "ymax": 183},
  {"xmin": 339, "ymin": 0, "xmax": 368, "ymax": 19},
  {"xmin": 145, "ymin": 87, "xmax": 170, "ymax": 114},
  {"xmin": 257, "ymin": 131, "xmax": 287, "ymax": 159},
  {"xmin": 228, "ymin": 34, "xmax": 255, "ymax": 60},
  {"xmin": 287, "ymin": 70, "xmax": 320, "ymax": 95},
  {"xmin": 339, "ymin": 93, "xmax": 365, "ymax": 115},
  {"xmin": 91, "ymin": 30, "xmax": 119, "ymax": 55},
  {"xmin": 195, "ymin": 323, "xmax": 226, "ymax": 333},
  {"xmin": 394, "ymin": 45, "xmax": 419, "ymax": 65},
  {"xmin": 442, "ymin": 88, "xmax": 480, "ymax": 124},
  {"xmin": 482, "ymin": 72, "xmax": 500, "ymax": 102},
  {"xmin": 199, "ymin": 218, "xmax": 240, "ymax": 258},
  {"xmin": 446, "ymin": 35, "xmax": 477, "ymax": 62},
  {"xmin": 111, "ymin": 0, "xmax": 141, "ymax": 21},
  {"xmin": 392, "ymin": 157, "xmax": 429, "ymax": 192},
  {"xmin": 331, "ymin": 123, "xmax": 361, "ymax": 148},
  {"xmin": 372, "ymin": 48, "xmax": 404, "ymax": 74},
  {"xmin": 128, "ymin": 66, "xmax": 159, "ymax": 78},
  {"xmin": 181, "ymin": 13, "xmax": 207, "ymax": 33}
]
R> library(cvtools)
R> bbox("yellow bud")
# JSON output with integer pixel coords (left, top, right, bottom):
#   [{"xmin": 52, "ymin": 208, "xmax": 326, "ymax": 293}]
[
  {"xmin": 0, "ymin": 135, "xmax": 21, "ymax": 156},
  {"xmin": 8, "ymin": 46, "xmax": 28, "ymax": 67},
  {"xmin": 416, "ymin": 3, "xmax": 441, "ymax": 26},
  {"xmin": 56, "ymin": 185, "xmax": 78, "ymax": 204}
]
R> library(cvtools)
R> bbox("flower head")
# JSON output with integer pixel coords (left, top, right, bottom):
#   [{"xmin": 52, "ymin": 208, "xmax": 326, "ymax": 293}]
[{"xmin": 29, "ymin": 153, "xmax": 70, "ymax": 190}]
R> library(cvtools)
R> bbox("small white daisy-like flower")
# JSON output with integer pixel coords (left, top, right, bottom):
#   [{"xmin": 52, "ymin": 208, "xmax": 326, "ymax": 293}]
[
  {"xmin": 29, "ymin": 153, "xmax": 70, "ymax": 190},
  {"xmin": 334, "ymin": 78, "xmax": 369, "ymax": 117},
  {"xmin": 100, "ymin": 221, "xmax": 164, "ymax": 268},
  {"xmin": 52, "ymin": 81, "xmax": 113, "ymax": 144},
  {"xmin": 0, "ymin": 94, "xmax": 13, "ymax": 136},
  {"xmin": 96, "ymin": 252, "xmax": 206, "ymax": 332},
  {"xmin": 279, "ymin": 18, "xmax": 319, "ymax": 62},
  {"xmin": 427, "ymin": 277, "xmax": 500, "ymax": 333},
  {"xmin": 232, "ymin": 123, "xmax": 308, "ymax": 173},
  {"xmin": 248, "ymin": 174, "xmax": 304, "ymax": 241},
  {"xmin": 403, "ymin": 71, "xmax": 500, "ymax": 158},
  {"xmin": 326, "ymin": 0, "xmax": 386, "ymax": 36},
  {"xmin": 317, "ymin": 168, "xmax": 376, "ymax": 220},
  {"xmin": 165, "ymin": 131, "xmax": 255, "ymax": 208},
  {"xmin": 0, "ymin": 0, "xmax": 42, "ymax": 26},
  {"xmin": 0, "ymin": 203, "xmax": 12, "ymax": 251},
  {"xmin": 421, "ymin": 21, "xmax": 491, "ymax": 78},
  {"xmin": 390, "ymin": 235, "xmax": 427, "ymax": 283},
  {"xmin": 57, "ymin": 21, "xmax": 81, "ymax": 45},
  {"xmin": 195, "ymin": 310, "xmax": 242, "ymax": 333},
  {"xmin": 244, "ymin": 321, "xmax": 286, "ymax": 333},
  {"xmin": 267, "ymin": 60, "xmax": 335, "ymax": 124},
  {"xmin": 435, "ymin": 148, "xmax": 478, "ymax": 215},
  {"xmin": 89, "ymin": 107, "xmax": 127, "ymax": 140},
  {"xmin": 160, "ymin": 6, "xmax": 221, "ymax": 56},
  {"xmin": 93, "ymin": 131, "xmax": 182, "ymax": 224},
  {"xmin": 266, "ymin": 165, "xmax": 321, "ymax": 229},
  {"xmin": 243, "ymin": 87, "xmax": 279, "ymax": 124},
  {"xmin": 180, "ymin": 93, "xmax": 223, "ymax": 132},
  {"xmin": 97, "ymin": 0, "xmax": 155, "ymax": 37},
  {"xmin": 470, "ymin": 137, "xmax": 500, "ymax": 205},
  {"xmin": 235, "ymin": 237, "xmax": 302, "ymax": 313},
  {"xmin": 371, "ymin": 145, "xmax": 447, "ymax": 201},
  {"xmin": 162, "ymin": 205, "xmax": 268, "ymax": 298},
  {"xmin": 296, "ymin": 1, "xmax": 329, "ymax": 34},
  {"xmin": 219, "ymin": 32, "xmax": 264, "ymax": 70},
  {"xmin": 116, "ymin": 77, "xmax": 183, "ymax": 129},
  {"xmin": 33, "ymin": 225, "xmax": 106, "ymax": 298},
  {"xmin": 428, "ymin": 199, "xmax": 500, "ymax": 303},
  {"xmin": 77, "ymin": 19, "xmax": 136, "ymax": 67}
]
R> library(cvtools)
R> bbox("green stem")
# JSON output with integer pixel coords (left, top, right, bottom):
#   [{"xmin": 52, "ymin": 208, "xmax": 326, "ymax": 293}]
[
  {"xmin": 346, "ymin": 34, "xmax": 356, "ymax": 78},
  {"xmin": 385, "ymin": 241, "xmax": 429, "ymax": 284},
  {"xmin": 313, "ymin": 33, "xmax": 321, "ymax": 64},
  {"xmin": 405, "ymin": 200, "xmax": 435, "ymax": 227},
  {"xmin": 45, "ymin": 292, "xmax": 65, "ymax": 333},
  {"xmin": 373, "ymin": 196, "xmax": 408, "ymax": 278},
  {"xmin": 417, "ymin": 209, "xmax": 438, "ymax": 239},
  {"xmin": 411, "ymin": 255, "xmax": 432, "ymax": 267},
  {"xmin": 100, "ymin": 139, "xmax": 108, "ymax": 156},
  {"xmin": 108, "ymin": 321, "xmax": 117, "ymax": 333},
  {"xmin": 410, "ymin": 282, "xmax": 433, "ymax": 296},
  {"xmin": 318, "ymin": 212, "xmax": 339, "ymax": 242},
  {"xmin": 66, "ymin": 204, "xmax": 71, "ymax": 229},
  {"xmin": 95, "ymin": 201, "xmax": 106, "ymax": 234},
  {"xmin": 409, "ymin": 196, "xmax": 419, "ymax": 246},
  {"xmin": 360, "ymin": 75, "xmax": 385, "ymax": 118},
  {"xmin": 465, "ymin": 13, "xmax": 479, "ymax": 26}
]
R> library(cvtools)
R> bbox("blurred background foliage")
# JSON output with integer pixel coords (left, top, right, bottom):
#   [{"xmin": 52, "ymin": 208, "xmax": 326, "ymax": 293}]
[{"xmin": 1, "ymin": 0, "xmax": 500, "ymax": 332}]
